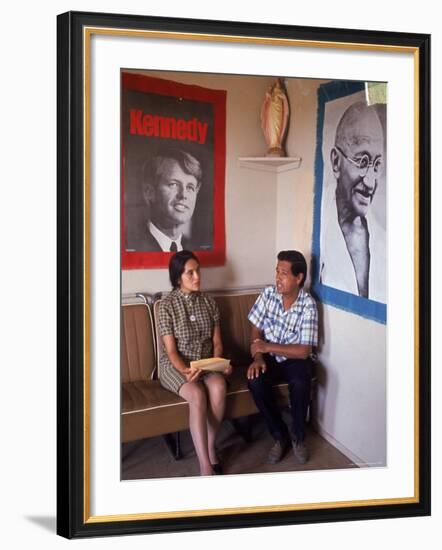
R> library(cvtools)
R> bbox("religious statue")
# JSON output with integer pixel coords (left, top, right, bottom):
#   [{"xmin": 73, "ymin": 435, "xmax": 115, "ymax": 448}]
[{"xmin": 261, "ymin": 78, "xmax": 290, "ymax": 157}]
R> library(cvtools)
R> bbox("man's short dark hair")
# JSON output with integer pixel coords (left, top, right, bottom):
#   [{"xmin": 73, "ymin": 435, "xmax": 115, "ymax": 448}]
[
  {"xmin": 169, "ymin": 250, "xmax": 200, "ymax": 289},
  {"xmin": 142, "ymin": 147, "xmax": 202, "ymax": 197},
  {"xmin": 277, "ymin": 250, "xmax": 307, "ymax": 287}
]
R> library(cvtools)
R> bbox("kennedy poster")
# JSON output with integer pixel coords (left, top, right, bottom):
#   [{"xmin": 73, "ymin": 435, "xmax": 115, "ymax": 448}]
[{"xmin": 122, "ymin": 72, "xmax": 226, "ymax": 269}]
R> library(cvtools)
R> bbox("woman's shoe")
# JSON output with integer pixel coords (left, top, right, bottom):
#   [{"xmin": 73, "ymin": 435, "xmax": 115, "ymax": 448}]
[{"xmin": 212, "ymin": 463, "xmax": 223, "ymax": 475}]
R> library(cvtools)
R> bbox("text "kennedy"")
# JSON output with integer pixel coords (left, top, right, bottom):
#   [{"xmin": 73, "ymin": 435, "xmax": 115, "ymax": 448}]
[{"xmin": 130, "ymin": 109, "xmax": 209, "ymax": 145}]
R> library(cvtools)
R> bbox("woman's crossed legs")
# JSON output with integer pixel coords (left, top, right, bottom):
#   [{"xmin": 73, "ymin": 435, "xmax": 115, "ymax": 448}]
[{"xmin": 179, "ymin": 373, "xmax": 227, "ymax": 476}]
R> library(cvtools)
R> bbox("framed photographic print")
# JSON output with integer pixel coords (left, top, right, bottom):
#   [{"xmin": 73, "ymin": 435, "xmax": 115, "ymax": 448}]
[{"xmin": 57, "ymin": 11, "xmax": 431, "ymax": 539}]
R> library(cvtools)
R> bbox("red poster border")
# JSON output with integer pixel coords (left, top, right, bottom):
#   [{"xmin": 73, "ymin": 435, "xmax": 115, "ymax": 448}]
[{"xmin": 121, "ymin": 73, "xmax": 226, "ymax": 269}]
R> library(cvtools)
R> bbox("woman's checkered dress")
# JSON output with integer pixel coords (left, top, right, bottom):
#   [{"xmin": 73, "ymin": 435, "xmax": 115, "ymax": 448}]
[{"xmin": 158, "ymin": 289, "xmax": 220, "ymax": 395}]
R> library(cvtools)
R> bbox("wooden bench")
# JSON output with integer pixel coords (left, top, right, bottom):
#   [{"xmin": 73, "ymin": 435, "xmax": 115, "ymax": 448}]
[{"xmin": 121, "ymin": 290, "xmax": 310, "ymax": 455}]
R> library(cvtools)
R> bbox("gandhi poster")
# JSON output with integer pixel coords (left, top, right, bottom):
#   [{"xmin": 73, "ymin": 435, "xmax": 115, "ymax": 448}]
[
  {"xmin": 122, "ymin": 72, "xmax": 226, "ymax": 269},
  {"xmin": 312, "ymin": 80, "xmax": 387, "ymax": 323}
]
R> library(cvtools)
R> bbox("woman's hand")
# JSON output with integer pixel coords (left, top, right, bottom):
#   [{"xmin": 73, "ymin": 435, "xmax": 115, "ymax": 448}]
[
  {"xmin": 223, "ymin": 363, "xmax": 233, "ymax": 377},
  {"xmin": 183, "ymin": 367, "xmax": 202, "ymax": 383}
]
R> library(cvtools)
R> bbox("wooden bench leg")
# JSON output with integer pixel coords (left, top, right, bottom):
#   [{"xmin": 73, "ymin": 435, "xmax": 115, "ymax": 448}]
[
  {"xmin": 307, "ymin": 375, "xmax": 317, "ymax": 424},
  {"xmin": 230, "ymin": 417, "xmax": 252, "ymax": 443},
  {"xmin": 121, "ymin": 440, "xmax": 145, "ymax": 462},
  {"xmin": 162, "ymin": 432, "xmax": 182, "ymax": 460}
]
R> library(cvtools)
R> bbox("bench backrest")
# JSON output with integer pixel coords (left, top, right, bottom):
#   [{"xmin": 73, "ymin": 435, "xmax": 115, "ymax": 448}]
[
  {"xmin": 121, "ymin": 303, "xmax": 156, "ymax": 382},
  {"xmin": 214, "ymin": 293, "xmax": 258, "ymax": 366}
]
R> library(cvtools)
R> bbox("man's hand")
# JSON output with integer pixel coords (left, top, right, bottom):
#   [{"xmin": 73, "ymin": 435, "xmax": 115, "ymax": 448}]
[
  {"xmin": 247, "ymin": 359, "xmax": 267, "ymax": 380},
  {"xmin": 183, "ymin": 367, "xmax": 202, "ymax": 383},
  {"xmin": 251, "ymin": 338, "xmax": 268, "ymax": 357}
]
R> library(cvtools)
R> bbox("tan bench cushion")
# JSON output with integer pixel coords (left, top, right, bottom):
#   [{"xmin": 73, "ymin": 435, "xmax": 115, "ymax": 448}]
[{"xmin": 122, "ymin": 365, "xmax": 290, "ymax": 442}]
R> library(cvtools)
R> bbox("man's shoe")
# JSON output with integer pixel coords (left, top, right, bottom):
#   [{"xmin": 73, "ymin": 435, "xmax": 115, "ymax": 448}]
[
  {"xmin": 266, "ymin": 439, "xmax": 288, "ymax": 464},
  {"xmin": 292, "ymin": 439, "xmax": 309, "ymax": 464}
]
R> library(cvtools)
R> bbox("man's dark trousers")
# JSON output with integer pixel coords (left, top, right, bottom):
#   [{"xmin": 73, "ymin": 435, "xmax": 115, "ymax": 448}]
[{"xmin": 248, "ymin": 354, "xmax": 312, "ymax": 443}]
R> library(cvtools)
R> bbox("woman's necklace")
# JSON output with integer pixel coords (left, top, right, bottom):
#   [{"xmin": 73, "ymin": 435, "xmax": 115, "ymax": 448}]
[{"xmin": 184, "ymin": 292, "xmax": 196, "ymax": 322}]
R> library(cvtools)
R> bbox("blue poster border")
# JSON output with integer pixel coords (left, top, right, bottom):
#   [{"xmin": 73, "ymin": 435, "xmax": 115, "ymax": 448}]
[{"xmin": 311, "ymin": 80, "xmax": 387, "ymax": 324}]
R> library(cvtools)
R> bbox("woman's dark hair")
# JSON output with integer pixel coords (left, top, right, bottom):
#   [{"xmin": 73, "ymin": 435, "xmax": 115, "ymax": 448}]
[
  {"xmin": 277, "ymin": 250, "xmax": 307, "ymax": 287},
  {"xmin": 169, "ymin": 250, "xmax": 200, "ymax": 289}
]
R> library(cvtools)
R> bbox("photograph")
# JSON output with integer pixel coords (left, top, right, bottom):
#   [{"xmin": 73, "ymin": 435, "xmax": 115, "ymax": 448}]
[
  {"xmin": 121, "ymin": 72, "xmax": 386, "ymax": 484},
  {"xmin": 56, "ymin": 10, "xmax": 430, "ymax": 539}
]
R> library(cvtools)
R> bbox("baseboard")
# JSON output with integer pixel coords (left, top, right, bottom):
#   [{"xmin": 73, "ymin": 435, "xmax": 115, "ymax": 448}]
[{"xmin": 312, "ymin": 421, "xmax": 368, "ymax": 467}]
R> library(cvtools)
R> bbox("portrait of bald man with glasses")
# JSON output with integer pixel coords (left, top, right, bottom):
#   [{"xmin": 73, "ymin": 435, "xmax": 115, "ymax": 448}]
[{"xmin": 320, "ymin": 100, "xmax": 386, "ymax": 303}]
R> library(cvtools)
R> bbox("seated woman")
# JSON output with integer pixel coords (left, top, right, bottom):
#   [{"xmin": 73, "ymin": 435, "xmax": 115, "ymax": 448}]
[{"xmin": 158, "ymin": 250, "xmax": 232, "ymax": 476}]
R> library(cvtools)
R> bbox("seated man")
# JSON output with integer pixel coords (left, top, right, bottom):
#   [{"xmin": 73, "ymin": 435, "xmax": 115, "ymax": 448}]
[{"xmin": 247, "ymin": 250, "xmax": 318, "ymax": 465}]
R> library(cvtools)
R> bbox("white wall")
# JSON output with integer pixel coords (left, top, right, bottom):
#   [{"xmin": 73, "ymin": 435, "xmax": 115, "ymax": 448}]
[
  {"xmin": 315, "ymin": 307, "xmax": 386, "ymax": 465},
  {"xmin": 122, "ymin": 74, "xmax": 325, "ymax": 297},
  {"xmin": 122, "ymin": 71, "xmax": 278, "ymax": 294},
  {"xmin": 284, "ymin": 78, "xmax": 329, "ymax": 277},
  {"xmin": 2, "ymin": 1, "xmax": 440, "ymax": 549},
  {"xmin": 283, "ymin": 78, "xmax": 387, "ymax": 465}
]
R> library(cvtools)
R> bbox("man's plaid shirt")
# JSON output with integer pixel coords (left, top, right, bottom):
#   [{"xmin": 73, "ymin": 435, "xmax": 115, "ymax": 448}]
[{"xmin": 248, "ymin": 286, "xmax": 318, "ymax": 362}]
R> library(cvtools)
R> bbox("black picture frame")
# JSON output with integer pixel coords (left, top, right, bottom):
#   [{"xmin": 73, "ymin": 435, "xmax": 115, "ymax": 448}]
[{"xmin": 57, "ymin": 10, "xmax": 431, "ymax": 539}]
